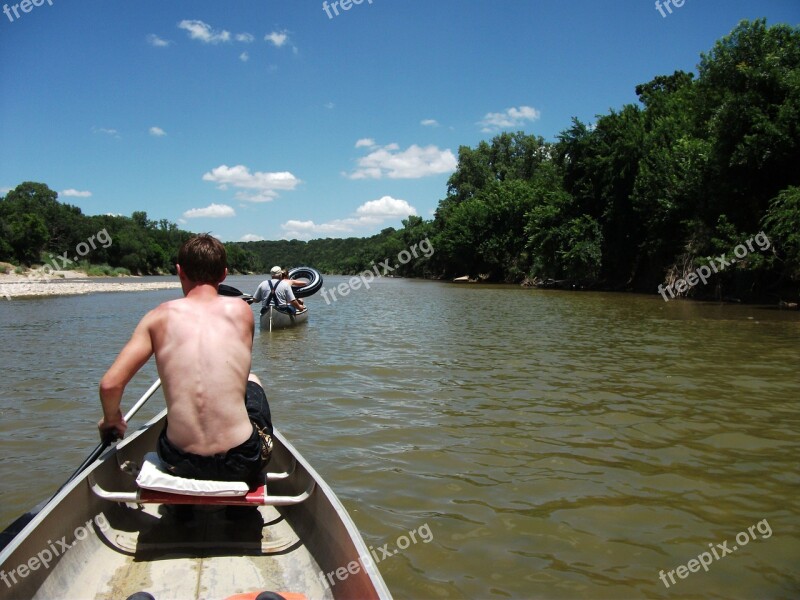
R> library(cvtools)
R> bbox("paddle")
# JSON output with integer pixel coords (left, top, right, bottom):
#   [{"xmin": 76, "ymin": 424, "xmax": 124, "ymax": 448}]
[
  {"xmin": 219, "ymin": 283, "xmax": 254, "ymax": 303},
  {"xmin": 0, "ymin": 378, "xmax": 163, "ymax": 552}
]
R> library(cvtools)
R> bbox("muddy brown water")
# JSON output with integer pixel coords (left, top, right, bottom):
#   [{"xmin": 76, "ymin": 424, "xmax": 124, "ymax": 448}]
[{"xmin": 1, "ymin": 276, "xmax": 798, "ymax": 598}]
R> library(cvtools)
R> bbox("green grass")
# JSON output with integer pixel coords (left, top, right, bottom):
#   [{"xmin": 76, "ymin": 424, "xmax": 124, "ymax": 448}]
[{"xmin": 84, "ymin": 264, "xmax": 131, "ymax": 277}]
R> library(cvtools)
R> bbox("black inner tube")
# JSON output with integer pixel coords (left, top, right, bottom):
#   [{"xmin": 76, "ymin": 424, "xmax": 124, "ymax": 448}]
[{"xmin": 288, "ymin": 267, "xmax": 323, "ymax": 298}]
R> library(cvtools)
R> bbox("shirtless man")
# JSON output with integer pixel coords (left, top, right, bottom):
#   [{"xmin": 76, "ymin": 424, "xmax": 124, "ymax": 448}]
[{"xmin": 98, "ymin": 234, "xmax": 272, "ymax": 482}]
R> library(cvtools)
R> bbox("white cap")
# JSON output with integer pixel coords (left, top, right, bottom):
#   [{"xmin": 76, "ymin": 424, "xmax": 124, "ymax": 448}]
[{"xmin": 270, "ymin": 266, "xmax": 282, "ymax": 276}]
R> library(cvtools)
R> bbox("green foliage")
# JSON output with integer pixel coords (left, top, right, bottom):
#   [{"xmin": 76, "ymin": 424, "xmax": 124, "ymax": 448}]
[
  {"xmin": 525, "ymin": 192, "xmax": 603, "ymax": 281},
  {"xmin": 425, "ymin": 19, "xmax": 799, "ymax": 298},
  {"xmin": 695, "ymin": 19, "xmax": 800, "ymax": 229},
  {"xmin": 85, "ymin": 264, "xmax": 132, "ymax": 277},
  {"xmin": 763, "ymin": 186, "xmax": 800, "ymax": 280},
  {"xmin": 5, "ymin": 212, "xmax": 49, "ymax": 263},
  {"xmin": 0, "ymin": 183, "xmax": 200, "ymax": 274}
]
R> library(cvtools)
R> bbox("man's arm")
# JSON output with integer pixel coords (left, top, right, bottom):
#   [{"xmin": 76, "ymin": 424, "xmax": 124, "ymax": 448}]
[
  {"xmin": 252, "ymin": 282, "xmax": 266, "ymax": 303},
  {"xmin": 98, "ymin": 311, "xmax": 156, "ymax": 438},
  {"xmin": 281, "ymin": 282, "xmax": 305, "ymax": 311}
]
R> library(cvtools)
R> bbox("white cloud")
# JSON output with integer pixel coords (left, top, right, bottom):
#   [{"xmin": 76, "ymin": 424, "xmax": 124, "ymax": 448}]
[
  {"xmin": 202, "ymin": 164, "xmax": 301, "ymax": 203},
  {"xmin": 265, "ymin": 30, "xmax": 288, "ymax": 47},
  {"xmin": 149, "ymin": 126, "xmax": 166, "ymax": 137},
  {"xmin": 421, "ymin": 119, "xmax": 439, "ymax": 127},
  {"xmin": 237, "ymin": 191, "xmax": 278, "ymax": 203},
  {"xmin": 239, "ymin": 51, "xmax": 250, "ymax": 62},
  {"xmin": 178, "ymin": 20, "xmax": 231, "ymax": 44},
  {"xmin": 478, "ymin": 105, "xmax": 541, "ymax": 133},
  {"xmin": 92, "ymin": 126, "xmax": 120, "ymax": 138},
  {"xmin": 349, "ymin": 142, "xmax": 457, "ymax": 180},
  {"xmin": 61, "ymin": 189, "xmax": 92, "ymax": 198},
  {"xmin": 355, "ymin": 138, "xmax": 375, "ymax": 148},
  {"xmin": 356, "ymin": 196, "xmax": 418, "ymax": 219},
  {"xmin": 147, "ymin": 34, "xmax": 171, "ymax": 47},
  {"xmin": 182, "ymin": 203, "xmax": 236, "ymax": 219},
  {"xmin": 324, "ymin": 102, "xmax": 335, "ymax": 109},
  {"xmin": 240, "ymin": 233, "xmax": 265, "ymax": 242},
  {"xmin": 281, "ymin": 196, "xmax": 417, "ymax": 240},
  {"xmin": 236, "ymin": 33, "xmax": 254, "ymax": 43}
]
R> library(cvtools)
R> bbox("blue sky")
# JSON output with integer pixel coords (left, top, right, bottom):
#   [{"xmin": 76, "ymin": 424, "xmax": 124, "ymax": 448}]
[{"xmin": 1, "ymin": 0, "xmax": 798, "ymax": 242}]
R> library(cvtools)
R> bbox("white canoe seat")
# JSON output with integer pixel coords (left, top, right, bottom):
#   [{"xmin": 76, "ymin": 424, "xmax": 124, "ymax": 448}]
[
  {"xmin": 136, "ymin": 453, "xmax": 249, "ymax": 496},
  {"xmin": 88, "ymin": 453, "xmax": 314, "ymax": 506}
]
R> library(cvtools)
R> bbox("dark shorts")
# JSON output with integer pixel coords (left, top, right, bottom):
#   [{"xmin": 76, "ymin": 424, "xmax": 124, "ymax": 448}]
[{"xmin": 156, "ymin": 381, "xmax": 273, "ymax": 482}]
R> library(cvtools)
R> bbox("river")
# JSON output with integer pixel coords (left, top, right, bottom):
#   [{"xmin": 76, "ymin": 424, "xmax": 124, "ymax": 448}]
[{"xmin": 1, "ymin": 275, "xmax": 798, "ymax": 599}]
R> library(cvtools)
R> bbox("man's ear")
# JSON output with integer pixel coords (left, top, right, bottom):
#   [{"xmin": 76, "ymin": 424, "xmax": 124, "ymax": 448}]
[{"xmin": 219, "ymin": 267, "xmax": 228, "ymax": 284}]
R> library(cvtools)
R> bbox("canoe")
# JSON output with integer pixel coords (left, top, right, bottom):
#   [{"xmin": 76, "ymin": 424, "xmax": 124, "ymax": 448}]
[
  {"xmin": 0, "ymin": 409, "xmax": 391, "ymax": 600},
  {"xmin": 260, "ymin": 306, "xmax": 309, "ymax": 331}
]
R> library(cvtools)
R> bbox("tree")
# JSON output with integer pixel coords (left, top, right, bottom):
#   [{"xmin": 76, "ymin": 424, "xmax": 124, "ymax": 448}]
[
  {"xmin": 5, "ymin": 213, "xmax": 49, "ymax": 264},
  {"xmin": 694, "ymin": 19, "xmax": 800, "ymax": 229},
  {"xmin": 762, "ymin": 186, "xmax": 800, "ymax": 282}
]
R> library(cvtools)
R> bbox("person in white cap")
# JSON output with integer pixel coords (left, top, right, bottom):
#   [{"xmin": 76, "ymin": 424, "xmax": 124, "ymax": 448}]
[{"xmin": 252, "ymin": 266, "xmax": 306, "ymax": 314}]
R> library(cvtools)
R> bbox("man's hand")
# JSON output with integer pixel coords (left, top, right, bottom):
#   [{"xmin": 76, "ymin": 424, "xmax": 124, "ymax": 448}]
[{"xmin": 98, "ymin": 411, "xmax": 127, "ymax": 442}]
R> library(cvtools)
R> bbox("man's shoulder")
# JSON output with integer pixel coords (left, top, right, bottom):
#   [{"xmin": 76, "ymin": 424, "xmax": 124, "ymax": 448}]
[
  {"xmin": 133, "ymin": 300, "xmax": 174, "ymax": 334},
  {"xmin": 153, "ymin": 295, "xmax": 252, "ymax": 326},
  {"xmin": 153, "ymin": 297, "xmax": 185, "ymax": 313},
  {"xmin": 145, "ymin": 298, "xmax": 186, "ymax": 321}
]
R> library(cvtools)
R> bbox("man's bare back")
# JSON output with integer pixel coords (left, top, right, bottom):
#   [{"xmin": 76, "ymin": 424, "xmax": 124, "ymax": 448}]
[
  {"xmin": 151, "ymin": 290, "xmax": 255, "ymax": 454},
  {"xmin": 98, "ymin": 277, "xmax": 256, "ymax": 456}
]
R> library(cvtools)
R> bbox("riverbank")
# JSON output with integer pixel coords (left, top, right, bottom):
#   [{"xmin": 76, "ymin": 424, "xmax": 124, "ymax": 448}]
[{"xmin": 0, "ymin": 269, "xmax": 180, "ymax": 299}]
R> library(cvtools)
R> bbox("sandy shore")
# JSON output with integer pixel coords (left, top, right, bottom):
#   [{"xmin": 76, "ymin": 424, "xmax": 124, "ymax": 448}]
[{"xmin": 0, "ymin": 270, "xmax": 180, "ymax": 299}]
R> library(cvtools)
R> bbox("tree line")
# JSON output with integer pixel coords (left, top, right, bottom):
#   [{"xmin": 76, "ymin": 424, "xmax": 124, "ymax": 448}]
[
  {"xmin": 0, "ymin": 182, "xmax": 194, "ymax": 276},
  {"xmin": 330, "ymin": 19, "xmax": 800, "ymax": 301},
  {"xmin": 2, "ymin": 20, "xmax": 798, "ymax": 302}
]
